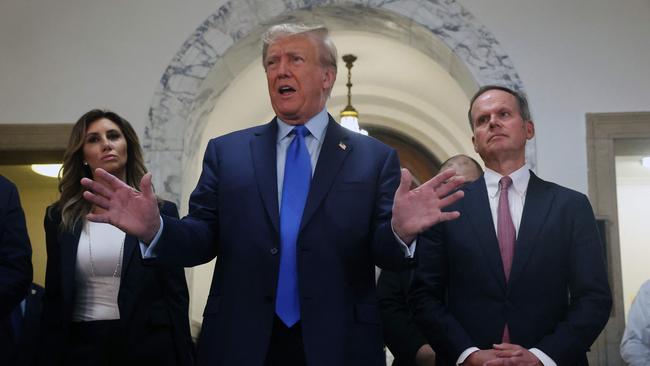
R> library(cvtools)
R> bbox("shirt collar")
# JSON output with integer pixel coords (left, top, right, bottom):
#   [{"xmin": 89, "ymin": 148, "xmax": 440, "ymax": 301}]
[
  {"xmin": 484, "ymin": 164, "xmax": 530, "ymax": 198},
  {"xmin": 276, "ymin": 108, "xmax": 329, "ymax": 143}
]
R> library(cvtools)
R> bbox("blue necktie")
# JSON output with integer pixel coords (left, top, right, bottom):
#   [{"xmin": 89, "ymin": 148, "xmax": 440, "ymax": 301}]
[{"xmin": 276, "ymin": 125, "xmax": 311, "ymax": 327}]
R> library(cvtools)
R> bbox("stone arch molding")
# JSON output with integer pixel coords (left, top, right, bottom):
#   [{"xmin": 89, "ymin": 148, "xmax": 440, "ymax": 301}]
[{"xmin": 144, "ymin": 0, "xmax": 533, "ymax": 204}]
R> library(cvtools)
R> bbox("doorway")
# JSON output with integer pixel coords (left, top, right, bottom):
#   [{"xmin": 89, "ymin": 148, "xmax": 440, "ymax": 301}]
[{"xmin": 586, "ymin": 111, "xmax": 650, "ymax": 365}]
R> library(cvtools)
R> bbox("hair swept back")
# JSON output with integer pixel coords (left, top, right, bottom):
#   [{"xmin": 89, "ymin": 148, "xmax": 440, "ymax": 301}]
[{"xmin": 467, "ymin": 85, "xmax": 531, "ymax": 131}]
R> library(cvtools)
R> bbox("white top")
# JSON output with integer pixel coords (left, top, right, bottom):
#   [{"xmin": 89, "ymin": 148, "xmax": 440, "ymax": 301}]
[
  {"xmin": 72, "ymin": 221, "xmax": 125, "ymax": 322},
  {"xmin": 621, "ymin": 280, "xmax": 650, "ymax": 366}
]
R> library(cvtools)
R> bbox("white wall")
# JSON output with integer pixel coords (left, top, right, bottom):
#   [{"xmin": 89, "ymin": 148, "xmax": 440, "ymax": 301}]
[
  {"xmin": 0, "ymin": 0, "xmax": 217, "ymax": 135},
  {"xmin": 615, "ymin": 156, "xmax": 650, "ymax": 318},
  {"xmin": 461, "ymin": 0, "xmax": 650, "ymax": 192},
  {"xmin": 2, "ymin": 0, "xmax": 649, "ymax": 192}
]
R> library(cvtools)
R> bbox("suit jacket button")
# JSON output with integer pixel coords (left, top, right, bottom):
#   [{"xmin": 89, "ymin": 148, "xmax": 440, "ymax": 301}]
[{"xmin": 270, "ymin": 247, "xmax": 278, "ymax": 255}]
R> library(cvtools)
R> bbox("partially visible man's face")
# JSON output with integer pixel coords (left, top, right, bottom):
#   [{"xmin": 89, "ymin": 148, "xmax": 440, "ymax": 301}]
[
  {"xmin": 264, "ymin": 34, "xmax": 335, "ymax": 125},
  {"xmin": 470, "ymin": 89, "xmax": 534, "ymax": 163},
  {"xmin": 441, "ymin": 158, "xmax": 482, "ymax": 183}
]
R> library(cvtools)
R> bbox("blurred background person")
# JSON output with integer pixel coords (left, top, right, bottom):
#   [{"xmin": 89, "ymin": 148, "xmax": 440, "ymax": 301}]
[
  {"xmin": 0, "ymin": 175, "xmax": 33, "ymax": 365},
  {"xmin": 37, "ymin": 110, "xmax": 194, "ymax": 366},
  {"xmin": 620, "ymin": 279, "xmax": 650, "ymax": 366},
  {"xmin": 378, "ymin": 154, "xmax": 482, "ymax": 366}
]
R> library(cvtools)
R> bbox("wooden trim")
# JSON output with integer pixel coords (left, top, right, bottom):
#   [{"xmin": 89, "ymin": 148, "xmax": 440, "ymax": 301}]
[{"xmin": 0, "ymin": 124, "xmax": 72, "ymax": 164}]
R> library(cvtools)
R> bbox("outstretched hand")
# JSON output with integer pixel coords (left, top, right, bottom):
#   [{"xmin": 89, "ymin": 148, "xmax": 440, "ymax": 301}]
[
  {"xmin": 81, "ymin": 168, "xmax": 161, "ymax": 243},
  {"xmin": 391, "ymin": 168, "xmax": 465, "ymax": 243}
]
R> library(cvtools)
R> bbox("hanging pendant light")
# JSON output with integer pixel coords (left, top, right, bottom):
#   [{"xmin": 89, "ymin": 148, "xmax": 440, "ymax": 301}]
[{"xmin": 340, "ymin": 54, "xmax": 368, "ymax": 135}]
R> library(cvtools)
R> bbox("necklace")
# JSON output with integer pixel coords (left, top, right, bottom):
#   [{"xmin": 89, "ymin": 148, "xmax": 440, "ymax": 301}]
[{"xmin": 86, "ymin": 223, "xmax": 125, "ymax": 278}]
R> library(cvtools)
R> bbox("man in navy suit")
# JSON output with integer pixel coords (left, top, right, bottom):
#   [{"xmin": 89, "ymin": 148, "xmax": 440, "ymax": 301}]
[
  {"xmin": 411, "ymin": 86, "xmax": 612, "ymax": 366},
  {"xmin": 0, "ymin": 175, "xmax": 33, "ymax": 364},
  {"xmin": 81, "ymin": 24, "xmax": 464, "ymax": 365}
]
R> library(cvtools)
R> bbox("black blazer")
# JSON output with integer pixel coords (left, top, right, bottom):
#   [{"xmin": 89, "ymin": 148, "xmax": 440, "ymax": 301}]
[
  {"xmin": 38, "ymin": 201, "xmax": 194, "ymax": 366},
  {"xmin": 411, "ymin": 173, "xmax": 612, "ymax": 366},
  {"xmin": 0, "ymin": 175, "xmax": 33, "ymax": 364}
]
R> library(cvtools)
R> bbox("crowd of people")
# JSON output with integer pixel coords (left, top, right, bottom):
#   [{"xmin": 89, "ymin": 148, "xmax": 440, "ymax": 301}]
[{"xmin": 0, "ymin": 22, "xmax": 643, "ymax": 366}]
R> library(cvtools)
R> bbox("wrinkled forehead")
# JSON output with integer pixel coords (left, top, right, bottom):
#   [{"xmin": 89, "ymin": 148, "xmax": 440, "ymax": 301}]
[{"xmin": 470, "ymin": 89, "xmax": 519, "ymax": 116}]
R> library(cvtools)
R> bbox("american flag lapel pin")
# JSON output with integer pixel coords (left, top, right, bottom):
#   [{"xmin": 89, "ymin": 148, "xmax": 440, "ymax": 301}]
[{"xmin": 338, "ymin": 142, "xmax": 347, "ymax": 150}]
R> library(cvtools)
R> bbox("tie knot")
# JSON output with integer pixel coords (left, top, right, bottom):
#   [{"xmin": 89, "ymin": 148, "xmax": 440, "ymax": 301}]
[
  {"xmin": 293, "ymin": 125, "xmax": 310, "ymax": 138},
  {"xmin": 499, "ymin": 176, "xmax": 513, "ymax": 190}
]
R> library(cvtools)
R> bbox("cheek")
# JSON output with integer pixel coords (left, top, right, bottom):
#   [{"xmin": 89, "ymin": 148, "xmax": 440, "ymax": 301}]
[{"xmin": 82, "ymin": 146, "xmax": 94, "ymax": 161}]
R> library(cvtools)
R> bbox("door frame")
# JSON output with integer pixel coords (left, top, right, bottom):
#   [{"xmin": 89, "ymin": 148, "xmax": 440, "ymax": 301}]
[{"xmin": 586, "ymin": 111, "xmax": 650, "ymax": 365}]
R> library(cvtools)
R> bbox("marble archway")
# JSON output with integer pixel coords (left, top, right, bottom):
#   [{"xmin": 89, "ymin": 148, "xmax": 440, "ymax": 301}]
[{"xmin": 143, "ymin": 0, "xmax": 531, "ymax": 205}]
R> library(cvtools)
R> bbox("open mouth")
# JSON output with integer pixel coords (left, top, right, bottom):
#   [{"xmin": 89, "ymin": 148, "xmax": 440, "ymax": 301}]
[{"xmin": 278, "ymin": 85, "xmax": 296, "ymax": 96}]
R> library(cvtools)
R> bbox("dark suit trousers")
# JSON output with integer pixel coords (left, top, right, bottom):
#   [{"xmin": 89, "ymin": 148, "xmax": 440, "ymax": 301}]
[
  {"xmin": 265, "ymin": 316, "xmax": 306, "ymax": 366},
  {"xmin": 65, "ymin": 320, "xmax": 124, "ymax": 366}
]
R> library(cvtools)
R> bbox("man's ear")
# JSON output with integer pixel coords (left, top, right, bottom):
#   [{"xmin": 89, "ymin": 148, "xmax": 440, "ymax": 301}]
[
  {"xmin": 322, "ymin": 67, "xmax": 336, "ymax": 91},
  {"xmin": 472, "ymin": 135, "xmax": 478, "ymax": 153},
  {"xmin": 526, "ymin": 120, "xmax": 535, "ymax": 140}
]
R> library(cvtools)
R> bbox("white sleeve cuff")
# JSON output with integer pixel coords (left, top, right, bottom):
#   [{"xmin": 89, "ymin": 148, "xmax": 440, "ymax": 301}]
[
  {"xmin": 530, "ymin": 348, "xmax": 556, "ymax": 366},
  {"xmin": 391, "ymin": 225, "xmax": 417, "ymax": 258},
  {"xmin": 139, "ymin": 216, "xmax": 164, "ymax": 259},
  {"xmin": 456, "ymin": 347, "xmax": 480, "ymax": 365}
]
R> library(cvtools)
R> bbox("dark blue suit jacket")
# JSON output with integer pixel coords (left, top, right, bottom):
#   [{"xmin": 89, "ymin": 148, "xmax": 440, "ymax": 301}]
[
  {"xmin": 152, "ymin": 117, "xmax": 411, "ymax": 366},
  {"xmin": 0, "ymin": 175, "xmax": 32, "ymax": 364},
  {"xmin": 412, "ymin": 172, "xmax": 612, "ymax": 366},
  {"xmin": 39, "ymin": 201, "xmax": 194, "ymax": 366}
]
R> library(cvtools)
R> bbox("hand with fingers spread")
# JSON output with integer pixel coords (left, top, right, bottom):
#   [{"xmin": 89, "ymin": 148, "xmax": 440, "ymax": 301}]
[
  {"xmin": 81, "ymin": 168, "xmax": 161, "ymax": 243},
  {"xmin": 482, "ymin": 344, "xmax": 542, "ymax": 366},
  {"xmin": 391, "ymin": 168, "xmax": 465, "ymax": 243}
]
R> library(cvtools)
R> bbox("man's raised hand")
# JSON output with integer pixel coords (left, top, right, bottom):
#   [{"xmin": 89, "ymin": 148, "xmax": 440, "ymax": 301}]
[
  {"xmin": 391, "ymin": 168, "xmax": 465, "ymax": 243},
  {"xmin": 81, "ymin": 168, "xmax": 161, "ymax": 243}
]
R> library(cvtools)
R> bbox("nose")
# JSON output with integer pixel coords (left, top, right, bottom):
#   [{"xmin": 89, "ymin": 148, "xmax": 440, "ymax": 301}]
[
  {"xmin": 276, "ymin": 58, "xmax": 290, "ymax": 78},
  {"xmin": 101, "ymin": 136, "xmax": 112, "ymax": 150},
  {"xmin": 488, "ymin": 114, "xmax": 501, "ymax": 128}
]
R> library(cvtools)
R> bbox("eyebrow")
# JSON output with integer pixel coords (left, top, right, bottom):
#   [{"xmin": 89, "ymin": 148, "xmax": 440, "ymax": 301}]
[{"xmin": 85, "ymin": 129, "xmax": 121, "ymax": 136}]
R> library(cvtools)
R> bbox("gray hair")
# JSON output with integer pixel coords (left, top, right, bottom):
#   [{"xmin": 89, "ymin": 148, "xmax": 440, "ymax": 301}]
[
  {"xmin": 261, "ymin": 23, "xmax": 338, "ymax": 73},
  {"xmin": 467, "ymin": 85, "xmax": 531, "ymax": 131}
]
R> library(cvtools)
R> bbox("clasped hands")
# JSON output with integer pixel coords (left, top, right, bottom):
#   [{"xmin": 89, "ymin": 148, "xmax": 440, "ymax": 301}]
[{"xmin": 464, "ymin": 344, "xmax": 543, "ymax": 366}]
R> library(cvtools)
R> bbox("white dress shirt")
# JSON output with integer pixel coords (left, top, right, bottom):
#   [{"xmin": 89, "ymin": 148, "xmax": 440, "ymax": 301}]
[
  {"xmin": 621, "ymin": 279, "xmax": 650, "ymax": 366},
  {"xmin": 457, "ymin": 164, "xmax": 556, "ymax": 366}
]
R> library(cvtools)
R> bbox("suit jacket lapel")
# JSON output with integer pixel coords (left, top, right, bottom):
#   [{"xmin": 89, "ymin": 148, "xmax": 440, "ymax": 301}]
[
  {"xmin": 300, "ymin": 117, "xmax": 351, "ymax": 231},
  {"xmin": 509, "ymin": 172, "xmax": 554, "ymax": 284},
  {"xmin": 120, "ymin": 234, "xmax": 137, "ymax": 279},
  {"xmin": 251, "ymin": 120, "xmax": 280, "ymax": 234},
  {"xmin": 61, "ymin": 225, "xmax": 82, "ymax": 306},
  {"xmin": 464, "ymin": 177, "xmax": 507, "ymax": 290}
]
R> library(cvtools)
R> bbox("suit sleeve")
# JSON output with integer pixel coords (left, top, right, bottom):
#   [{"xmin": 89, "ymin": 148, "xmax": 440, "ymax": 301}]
[
  {"xmin": 378, "ymin": 269, "xmax": 427, "ymax": 364},
  {"xmin": 535, "ymin": 194, "xmax": 612, "ymax": 364},
  {"xmin": 0, "ymin": 180, "xmax": 32, "ymax": 316},
  {"xmin": 157, "ymin": 201, "xmax": 195, "ymax": 366},
  {"xmin": 370, "ymin": 148, "xmax": 414, "ymax": 271},
  {"xmin": 152, "ymin": 140, "xmax": 221, "ymax": 267},
  {"xmin": 410, "ymin": 224, "xmax": 476, "ymax": 362}
]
